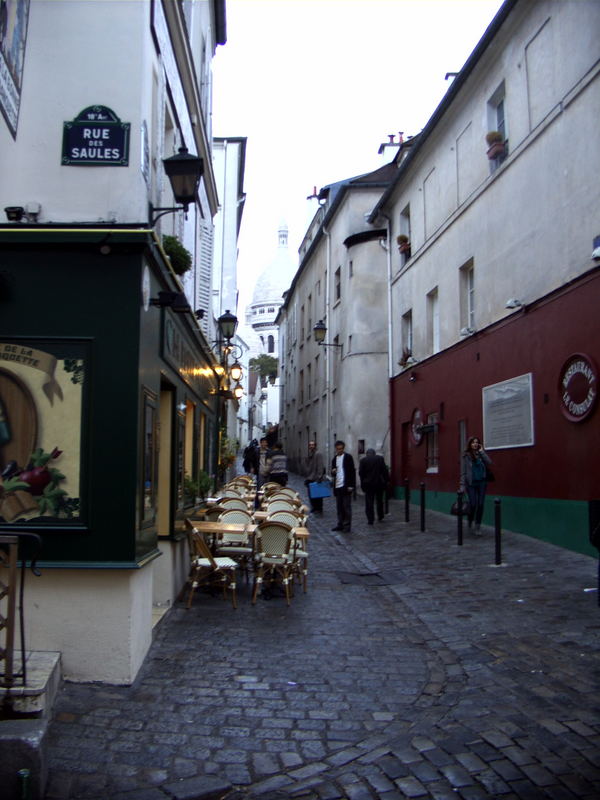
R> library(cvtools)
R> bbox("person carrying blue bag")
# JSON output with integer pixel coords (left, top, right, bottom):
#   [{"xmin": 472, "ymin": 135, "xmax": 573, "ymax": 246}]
[{"xmin": 304, "ymin": 440, "xmax": 326, "ymax": 513}]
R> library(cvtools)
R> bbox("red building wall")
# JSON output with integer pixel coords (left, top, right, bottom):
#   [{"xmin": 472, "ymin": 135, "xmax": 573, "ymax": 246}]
[{"xmin": 390, "ymin": 269, "xmax": 600, "ymax": 552}]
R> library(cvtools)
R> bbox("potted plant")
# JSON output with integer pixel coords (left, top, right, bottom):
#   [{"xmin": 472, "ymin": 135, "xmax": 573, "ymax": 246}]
[
  {"xmin": 396, "ymin": 234, "xmax": 411, "ymax": 256},
  {"xmin": 485, "ymin": 131, "xmax": 506, "ymax": 160},
  {"xmin": 162, "ymin": 235, "xmax": 192, "ymax": 276}
]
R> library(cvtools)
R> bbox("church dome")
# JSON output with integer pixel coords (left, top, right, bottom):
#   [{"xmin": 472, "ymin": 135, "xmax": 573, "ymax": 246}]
[{"xmin": 251, "ymin": 223, "xmax": 297, "ymax": 306}]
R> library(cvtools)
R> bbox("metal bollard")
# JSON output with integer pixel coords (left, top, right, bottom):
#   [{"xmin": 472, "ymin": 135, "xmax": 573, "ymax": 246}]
[
  {"xmin": 420, "ymin": 482, "xmax": 425, "ymax": 531},
  {"xmin": 404, "ymin": 478, "xmax": 410, "ymax": 522},
  {"xmin": 494, "ymin": 498, "xmax": 502, "ymax": 565},
  {"xmin": 456, "ymin": 491, "xmax": 464, "ymax": 546}
]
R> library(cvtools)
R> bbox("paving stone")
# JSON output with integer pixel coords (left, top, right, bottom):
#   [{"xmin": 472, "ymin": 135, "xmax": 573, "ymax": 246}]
[
  {"xmin": 41, "ymin": 472, "xmax": 600, "ymax": 800},
  {"xmin": 394, "ymin": 775, "xmax": 429, "ymax": 797}
]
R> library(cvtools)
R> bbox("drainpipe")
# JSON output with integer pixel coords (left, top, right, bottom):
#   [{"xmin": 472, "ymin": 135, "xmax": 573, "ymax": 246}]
[
  {"xmin": 378, "ymin": 212, "xmax": 394, "ymax": 378},
  {"xmin": 323, "ymin": 218, "xmax": 332, "ymax": 468}
]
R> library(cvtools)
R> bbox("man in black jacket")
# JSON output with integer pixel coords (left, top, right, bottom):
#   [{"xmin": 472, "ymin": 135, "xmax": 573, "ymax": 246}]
[
  {"xmin": 359, "ymin": 448, "xmax": 389, "ymax": 525},
  {"xmin": 331, "ymin": 440, "xmax": 355, "ymax": 532}
]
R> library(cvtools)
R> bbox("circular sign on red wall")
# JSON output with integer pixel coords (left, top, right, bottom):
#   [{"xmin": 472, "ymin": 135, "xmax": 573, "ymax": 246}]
[{"xmin": 559, "ymin": 353, "xmax": 597, "ymax": 422}]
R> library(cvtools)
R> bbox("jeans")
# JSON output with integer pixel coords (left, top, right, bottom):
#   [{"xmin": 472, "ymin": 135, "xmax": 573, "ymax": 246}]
[
  {"xmin": 466, "ymin": 481, "xmax": 487, "ymax": 526},
  {"xmin": 334, "ymin": 488, "xmax": 352, "ymax": 530}
]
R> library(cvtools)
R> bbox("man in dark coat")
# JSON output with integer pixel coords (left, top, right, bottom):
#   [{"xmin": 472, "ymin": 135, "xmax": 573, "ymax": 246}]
[
  {"xmin": 331, "ymin": 440, "xmax": 356, "ymax": 532},
  {"xmin": 358, "ymin": 448, "xmax": 389, "ymax": 525}
]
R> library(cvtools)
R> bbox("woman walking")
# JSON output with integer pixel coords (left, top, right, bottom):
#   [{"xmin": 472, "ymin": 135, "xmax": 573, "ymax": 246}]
[{"xmin": 460, "ymin": 436, "xmax": 492, "ymax": 535}]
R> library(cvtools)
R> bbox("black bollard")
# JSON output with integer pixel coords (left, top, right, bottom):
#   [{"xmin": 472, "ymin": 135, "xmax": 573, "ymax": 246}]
[
  {"xmin": 404, "ymin": 478, "xmax": 410, "ymax": 522},
  {"xmin": 456, "ymin": 491, "xmax": 464, "ymax": 546},
  {"xmin": 494, "ymin": 498, "xmax": 502, "ymax": 565},
  {"xmin": 420, "ymin": 482, "xmax": 425, "ymax": 532}
]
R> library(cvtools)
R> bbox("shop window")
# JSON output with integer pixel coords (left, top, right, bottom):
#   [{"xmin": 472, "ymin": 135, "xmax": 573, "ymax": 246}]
[{"xmin": 142, "ymin": 388, "xmax": 158, "ymax": 525}]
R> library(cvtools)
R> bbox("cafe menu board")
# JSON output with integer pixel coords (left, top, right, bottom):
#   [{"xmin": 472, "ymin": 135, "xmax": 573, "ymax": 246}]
[{"xmin": 482, "ymin": 373, "xmax": 534, "ymax": 450}]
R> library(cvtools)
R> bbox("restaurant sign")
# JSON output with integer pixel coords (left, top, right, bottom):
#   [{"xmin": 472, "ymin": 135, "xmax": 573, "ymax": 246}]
[
  {"xmin": 62, "ymin": 106, "xmax": 130, "ymax": 166},
  {"xmin": 559, "ymin": 353, "xmax": 597, "ymax": 423}
]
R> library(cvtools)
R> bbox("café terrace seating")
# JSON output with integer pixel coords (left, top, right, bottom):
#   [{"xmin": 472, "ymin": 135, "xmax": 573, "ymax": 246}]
[
  {"xmin": 267, "ymin": 510, "xmax": 309, "ymax": 593},
  {"xmin": 215, "ymin": 508, "xmax": 254, "ymax": 582},
  {"xmin": 183, "ymin": 520, "xmax": 238, "ymax": 609},
  {"xmin": 251, "ymin": 521, "xmax": 295, "ymax": 606}
]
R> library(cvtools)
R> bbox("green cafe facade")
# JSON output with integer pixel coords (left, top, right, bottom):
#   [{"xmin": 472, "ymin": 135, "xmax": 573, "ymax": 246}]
[{"xmin": 0, "ymin": 225, "xmax": 223, "ymax": 683}]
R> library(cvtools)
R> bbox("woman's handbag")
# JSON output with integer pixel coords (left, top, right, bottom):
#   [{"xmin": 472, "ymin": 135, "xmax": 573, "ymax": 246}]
[{"xmin": 451, "ymin": 493, "xmax": 470, "ymax": 516}]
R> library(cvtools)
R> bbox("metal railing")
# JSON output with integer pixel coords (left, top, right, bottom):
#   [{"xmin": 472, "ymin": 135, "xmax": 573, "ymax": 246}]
[{"xmin": 0, "ymin": 532, "xmax": 42, "ymax": 690}]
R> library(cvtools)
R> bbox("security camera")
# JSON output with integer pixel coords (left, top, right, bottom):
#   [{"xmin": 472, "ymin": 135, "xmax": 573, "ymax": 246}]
[{"xmin": 4, "ymin": 206, "xmax": 25, "ymax": 222}]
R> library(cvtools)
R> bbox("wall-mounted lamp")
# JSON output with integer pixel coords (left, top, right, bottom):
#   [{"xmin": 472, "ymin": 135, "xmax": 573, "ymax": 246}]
[
  {"xmin": 150, "ymin": 291, "xmax": 191, "ymax": 313},
  {"xmin": 229, "ymin": 361, "xmax": 243, "ymax": 383},
  {"xmin": 460, "ymin": 326, "xmax": 476, "ymax": 336},
  {"xmin": 233, "ymin": 383, "xmax": 244, "ymax": 400},
  {"xmin": 409, "ymin": 372, "xmax": 417, "ymax": 383},
  {"xmin": 4, "ymin": 206, "xmax": 25, "ymax": 222},
  {"xmin": 505, "ymin": 298, "xmax": 523, "ymax": 309},
  {"xmin": 177, "ymin": 402, "xmax": 187, "ymax": 412},
  {"xmin": 149, "ymin": 147, "xmax": 204, "ymax": 226},
  {"xmin": 313, "ymin": 320, "xmax": 342, "ymax": 348}
]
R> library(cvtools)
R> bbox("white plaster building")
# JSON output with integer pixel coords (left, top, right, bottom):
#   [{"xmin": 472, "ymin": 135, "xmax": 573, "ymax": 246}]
[
  {"xmin": 277, "ymin": 162, "xmax": 396, "ymax": 471},
  {"xmin": 0, "ymin": 0, "xmax": 228, "ymax": 685},
  {"xmin": 369, "ymin": 0, "xmax": 600, "ymax": 555}
]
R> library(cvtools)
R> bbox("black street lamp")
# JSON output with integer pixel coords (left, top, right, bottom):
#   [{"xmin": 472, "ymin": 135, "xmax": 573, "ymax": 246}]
[
  {"xmin": 150, "ymin": 147, "xmax": 204, "ymax": 225},
  {"xmin": 217, "ymin": 309, "xmax": 238, "ymax": 342},
  {"xmin": 313, "ymin": 319, "xmax": 342, "ymax": 348}
]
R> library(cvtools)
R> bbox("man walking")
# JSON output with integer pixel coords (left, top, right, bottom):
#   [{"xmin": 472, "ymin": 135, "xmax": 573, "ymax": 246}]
[
  {"xmin": 304, "ymin": 440, "xmax": 325, "ymax": 513},
  {"xmin": 331, "ymin": 440, "xmax": 355, "ymax": 532},
  {"xmin": 359, "ymin": 448, "xmax": 389, "ymax": 525}
]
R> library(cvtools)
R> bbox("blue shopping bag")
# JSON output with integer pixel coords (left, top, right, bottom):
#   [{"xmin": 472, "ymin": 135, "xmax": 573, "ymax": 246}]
[{"xmin": 308, "ymin": 481, "xmax": 332, "ymax": 499}]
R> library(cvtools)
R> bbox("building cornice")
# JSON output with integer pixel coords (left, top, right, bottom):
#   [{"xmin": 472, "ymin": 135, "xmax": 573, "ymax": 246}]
[{"xmin": 161, "ymin": 0, "xmax": 219, "ymax": 216}]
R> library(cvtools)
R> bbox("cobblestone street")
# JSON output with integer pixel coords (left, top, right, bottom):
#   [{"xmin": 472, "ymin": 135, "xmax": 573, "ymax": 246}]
[{"xmin": 44, "ymin": 472, "xmax": 600, "ymax": 799}]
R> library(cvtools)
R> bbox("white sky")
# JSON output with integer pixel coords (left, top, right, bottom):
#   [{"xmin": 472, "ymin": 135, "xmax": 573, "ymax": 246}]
[{"xmin": 212, "ymin": 0, "xmax": 505, "ymax": 314}]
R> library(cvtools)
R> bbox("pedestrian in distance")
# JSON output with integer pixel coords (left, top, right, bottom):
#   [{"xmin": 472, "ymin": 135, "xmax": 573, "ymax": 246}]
[
  {"xmin": 268, "ymin": 442, "xmax": 288, "ymax": 487},
  {"xmin": 242, "ymin": 439, "xmax": 258, "ymax": 475},
  {"xmin": 358, "ymin": 448, "xmax": 389, "ymax": 525},
  {"xmin": 459, "ymin": 436, "xmax": 493, "ymax": 535},
  {"xmin": 304, "ymin": 440, "xmax": 326, "ymax": 513},
  {"xmin": 331, "ymin": 440, "xmax": 355, "ymax": 533},
  {"xmin": 255, "ymin": 437, "xmax": 271, "ymax": 490}
]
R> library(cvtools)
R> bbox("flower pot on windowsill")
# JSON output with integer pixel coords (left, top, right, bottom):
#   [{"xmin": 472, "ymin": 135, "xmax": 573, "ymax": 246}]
[{"xmin": 485, "ymin": 131, "xmax": 506, "ymax": 160}]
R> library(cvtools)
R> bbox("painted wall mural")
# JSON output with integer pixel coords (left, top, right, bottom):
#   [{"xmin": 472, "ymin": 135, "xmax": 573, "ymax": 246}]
[
  {"xmin": 0, "ymin": 0, "xmax": 30, "ymax": 137},
  {"xmin": 0, "ymin": 340, "xmax": 84, "ymax": 524}
]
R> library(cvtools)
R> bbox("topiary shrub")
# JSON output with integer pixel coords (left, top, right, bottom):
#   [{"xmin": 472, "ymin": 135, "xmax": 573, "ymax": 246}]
[{"xmin": 162, "ymin": 235, "xmax": 192, "ymax": 276}]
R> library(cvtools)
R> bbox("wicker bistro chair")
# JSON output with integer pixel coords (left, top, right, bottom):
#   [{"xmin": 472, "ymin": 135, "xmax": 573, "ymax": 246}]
[
  {"xmin": 183, "ymin": 520, "xmax": 238, "ymax": 609},
  {"xmin": 215, "ymin": 509, "xmax": 254, "ymax": 582},
  {"xmin": 251, "ymin": 521, "xmax": 295, "ymax": 606},
  {"xmin": 265, "ymin": 499, "xmax": 305, "ymax": 520},
  {"xmin": 261, "ymin": 482, "xmax": 282, "ymax": 497},
  {"xmin": 221, "ymin": 488, "xmax": 243, "ymax": 498},
  {"xmin": 274, "ymin": 487, "xmax": 301, "ymax": 503},
  {"xmin": 219, "ymin": 497, "xmax": 250, "ymax": 512},
  {"xmin": 203, "ymin": 504, "xmax": 228, "ymax": 521},
  {"xmin": 267, "ymin": 511, "xmax": 309, "ymax": 593}
]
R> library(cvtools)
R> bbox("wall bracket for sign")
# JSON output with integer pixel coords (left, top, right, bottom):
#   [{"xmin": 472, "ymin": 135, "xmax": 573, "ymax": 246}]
[{"xmin": 62, "ymin": 106, "xmax": 130, "ymax": 166}]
